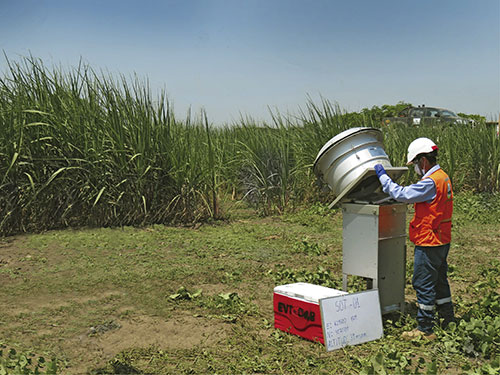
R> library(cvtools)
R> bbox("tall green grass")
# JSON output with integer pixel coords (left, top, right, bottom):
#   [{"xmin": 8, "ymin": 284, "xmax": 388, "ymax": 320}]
[
  {"xmin": 381, "ymin": 122, "xmax": 500, "ymax": 191},
  {"xmin": 0, "ymin": 56, "xmax": 217, "ymax": 234},
  {"xmin": 1, "ymin": 55, "xmax": 498, "ymax": 235}
]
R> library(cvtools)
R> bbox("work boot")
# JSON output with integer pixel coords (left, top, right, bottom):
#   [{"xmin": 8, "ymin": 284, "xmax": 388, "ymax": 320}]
[
  {"xmin": 438, "ymin": 316, "xmax": 456, "ymax": 329},
  {"xmin": 401, "ymin": 329, "xmax": 437, "ymax": 341}
]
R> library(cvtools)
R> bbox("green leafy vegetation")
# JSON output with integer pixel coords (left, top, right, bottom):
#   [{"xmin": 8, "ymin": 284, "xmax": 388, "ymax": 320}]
[
  {"xmin": 168, "ymin": 286, "xmax": 203, "ymax": 301},
  {"xmin": 0, "ymin": 344, "xmax": 57, "ymax": 375},
  {"xmin": 454, "ymin": 192, "xmax": 500, "ymax": 224},
  {"xmin": 1, "ymin": 55, "xmax": 499, "ymax": 235},
  {"xmin": 1, "ymin": 205, "xmax": 498, "ymax": 373},
  {"xmin": 292, "ymin": 237, "xmax": 325, "ymax": 255},
  {"xmin": 270, "ymin": 265, "xmax": 341, "ymax": 288}
]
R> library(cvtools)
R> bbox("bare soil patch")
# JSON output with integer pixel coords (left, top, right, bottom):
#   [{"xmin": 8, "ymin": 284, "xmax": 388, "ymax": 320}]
[{"xmin": 64, "ymin": 313, "xmax": 229, "ymax": 374}]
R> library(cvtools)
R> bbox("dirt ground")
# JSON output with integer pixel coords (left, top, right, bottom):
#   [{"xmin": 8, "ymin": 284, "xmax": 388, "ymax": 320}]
[
  {"xmin": 1, "ymin": 279, "xmax": 231, "ymax": 373},
  {"xmin": 0, "ymin": 231, "xmax": 233, "ymax": 373},
  {"xmin": 1, "ymin": 211, "xmax": 499, "ymax": 374}
]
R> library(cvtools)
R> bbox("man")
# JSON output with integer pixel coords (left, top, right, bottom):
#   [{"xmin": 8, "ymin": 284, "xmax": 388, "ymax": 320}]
[{"xmin": 374, "ymin": 137, "xmax": 455, "ymax": 341}]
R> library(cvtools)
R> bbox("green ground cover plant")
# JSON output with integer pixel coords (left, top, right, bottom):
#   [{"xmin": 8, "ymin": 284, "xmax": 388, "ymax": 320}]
[
  {"xmin": 1, "ymin": 201, "xmax": 499, "ymax": 374},
  {"xmin": 0, "ymin": 344, "xmax": 57, "ymax": 375}
]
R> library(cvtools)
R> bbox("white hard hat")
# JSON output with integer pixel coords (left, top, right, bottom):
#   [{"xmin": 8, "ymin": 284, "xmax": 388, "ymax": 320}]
[{"xmin": 407, "ymin": 137, "xmax": 438, "ymax": 164}]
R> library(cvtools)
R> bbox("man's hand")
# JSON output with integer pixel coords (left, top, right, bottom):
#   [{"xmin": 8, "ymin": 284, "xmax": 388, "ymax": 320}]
[{"xmin": 374, "ymin": 164, "xmax": 387, "ymax": 178}]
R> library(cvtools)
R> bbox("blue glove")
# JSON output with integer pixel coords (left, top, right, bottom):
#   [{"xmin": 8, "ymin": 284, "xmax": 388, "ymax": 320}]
[{"xmin": 374, "ymin": 164, "xmax": 387, "ymax": 178}]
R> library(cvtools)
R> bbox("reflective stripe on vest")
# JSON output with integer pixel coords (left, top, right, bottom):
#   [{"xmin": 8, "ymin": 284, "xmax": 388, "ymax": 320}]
[{"xmin": 409, "ymin": 168, "xmax": 453, "ymax": 246}]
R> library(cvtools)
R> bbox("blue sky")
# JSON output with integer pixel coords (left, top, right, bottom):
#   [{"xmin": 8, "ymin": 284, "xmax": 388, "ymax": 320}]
[{"xmin": 1, "ymin": 0, "xmax": 499, "ymax": 124}]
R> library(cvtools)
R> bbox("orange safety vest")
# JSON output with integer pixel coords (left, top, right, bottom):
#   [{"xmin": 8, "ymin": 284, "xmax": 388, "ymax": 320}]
[{"xmin": 409, "ymin": 168, "xmax": 453, "ymax": 246}]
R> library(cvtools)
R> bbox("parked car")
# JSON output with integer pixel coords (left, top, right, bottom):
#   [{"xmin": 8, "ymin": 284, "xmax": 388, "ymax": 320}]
[{"xmin": 383, "ymin": 105, "xmax": 474, "ymax": 126}]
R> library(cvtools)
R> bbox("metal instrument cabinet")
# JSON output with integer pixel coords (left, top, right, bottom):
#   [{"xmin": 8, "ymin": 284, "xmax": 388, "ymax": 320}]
[{"xmin": 342, "ymin": 202, "xmax": 406, "ymax": 314}]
